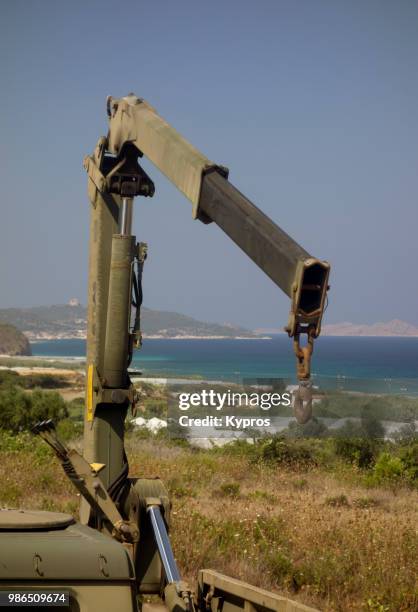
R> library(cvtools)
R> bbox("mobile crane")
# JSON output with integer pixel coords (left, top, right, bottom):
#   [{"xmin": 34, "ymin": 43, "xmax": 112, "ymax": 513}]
[{"xmin": 0, "ymin": 95, "xmax": 329, "ymax": 612}]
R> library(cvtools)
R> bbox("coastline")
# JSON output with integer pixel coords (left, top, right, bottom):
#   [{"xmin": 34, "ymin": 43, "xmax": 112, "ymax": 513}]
[
  {"xmin": 27, "ymin": 334, "xmax": 272, "ymax": 342},
  {"xmin": 6, "ymin": 337, "xmax": 418, "ymax": 385},
  {"xmin": 26, "ymin": 332, "xmax": 418, "ymax": 341}
]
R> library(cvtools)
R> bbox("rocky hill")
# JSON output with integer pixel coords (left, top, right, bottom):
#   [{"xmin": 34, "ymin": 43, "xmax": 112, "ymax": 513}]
[
  {"xmin": 255, "ymin": 319, "xmax": 418, "ymax": 337},
  {"xmin": 0, "ymin": 324, "xmax": 31, "ymax": 355},
  {"xmin": 322, "ymin": 319, "xmax": 418, "ymax": 337},
  {"xmin": 0, "ymin": 304, "xmax": 258, "ymax": 340}
]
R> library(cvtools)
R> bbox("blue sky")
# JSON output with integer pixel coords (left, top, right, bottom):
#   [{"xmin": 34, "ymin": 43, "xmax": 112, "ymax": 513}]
[{"xmin": 1, "ymin": 1, "xmax": 417, "ymax": 328}]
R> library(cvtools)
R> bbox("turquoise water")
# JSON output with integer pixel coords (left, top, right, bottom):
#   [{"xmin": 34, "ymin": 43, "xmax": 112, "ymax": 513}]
[{"xmin": 31, "ymin": 336, "xmax": 418, "ymax": 393}]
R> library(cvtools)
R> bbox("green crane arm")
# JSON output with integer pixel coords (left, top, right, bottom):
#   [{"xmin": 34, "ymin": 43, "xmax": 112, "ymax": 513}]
[{"xmin": 104, "ymin": 94, "xmax": 330, "ymax": 341}]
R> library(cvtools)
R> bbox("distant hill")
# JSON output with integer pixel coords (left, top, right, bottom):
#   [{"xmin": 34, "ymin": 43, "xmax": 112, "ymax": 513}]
[
  {"xmin": 255, "ymin": 319, "xmax": 418, "ymax": 337},
  {"xmin": 0, "ymin": 324, "xmax": 31, "ymax": 356},
  {"xmin": 0, "ymin": 304, "xmax": 258, "ymax": 340},
  {"xmin": 322, "ymin": 319, "xmax": 418, "ymax": 337}
]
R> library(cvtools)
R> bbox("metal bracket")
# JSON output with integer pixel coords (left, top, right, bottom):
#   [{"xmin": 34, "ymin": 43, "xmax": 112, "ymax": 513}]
[
  {"xmin": 286, "ymin": 259, "xmax": 330, "ymax": 338},
  {"xmin": 83, "ymin": 148, "xmax": 120, "ymax": 223},
  {"xmin": 87, "ymin": 364, "xmax": 137, "ymax": 422},
  {"xmin": 136, "ymin": 241, "xmax": 148, "ymax": 262},
  {"xmin": 292, "ymin": 328, "xmax": 315, "ymax": 424},
  {"xmin": 130, "ymin": 242, "xmax": 148, "ymax": 351},
  {"xmin": 293, "ymin": 326, "xmax": 315, "ymax": 381},
  {"xmin": 83, "ymin": 154, "xmax": 107, "ymax": 194}
]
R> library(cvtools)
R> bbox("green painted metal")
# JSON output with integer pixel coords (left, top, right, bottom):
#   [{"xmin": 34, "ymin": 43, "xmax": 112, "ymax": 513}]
[
  {"xmin": 82, "ymin": 141, "xmax": 128, "ymax": 496},
  {"xmin": 0, "ymin": 518, "xmax": 134, "ymax": 581},
  {"xmin": 104, "ymin": 95, "xmax": 330, "ymax": 338},
  {"xmin": 103, "ymin": 234, "xmax": 135, "ymax": 389},
  {"xmin": 0, "ymin": 509, "xmax": 75, "ymax": 530},
  {"xmin": 199, "ymin": 171, "xmax": 330, "ymax": 335},
  {"xmin": 83, "ymin": 151, "xmax": 120, "ymax": 490},
  {"xmin": 198, "ymin": 570, "xmax": 319, "ymax": 612}
]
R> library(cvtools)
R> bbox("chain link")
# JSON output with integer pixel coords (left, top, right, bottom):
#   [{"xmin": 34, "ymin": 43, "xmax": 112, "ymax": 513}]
[{"xmin": 292, "ymin": 326, "xmax": 316, "ymax": 423}]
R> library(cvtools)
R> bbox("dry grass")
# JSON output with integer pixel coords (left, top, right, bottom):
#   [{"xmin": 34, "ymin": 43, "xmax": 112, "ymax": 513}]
[
  {"xmin": 0, "ymin": 435, "xmax": 76, "ymax": 514},
  {"xmin": 126, "ymin": 437, "xmax": 418, "ymax": 612},
  {"xmin": 1, "ymin": 434, "xmax": 417, "ymax": 612}
]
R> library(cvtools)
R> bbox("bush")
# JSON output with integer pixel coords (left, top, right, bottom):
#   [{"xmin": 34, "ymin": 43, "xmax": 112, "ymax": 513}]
[
  {"xmin": 0, "ymin": 387, "xmax": 68, "ymax": 433},
  {"xmin": 397, "ymin": 441, "xmax": 418, "ymax": 481},
  {"xmin": 333, "ymin": 436, "xmax": 378, "ymax": 468},
  {"xmin": 56, "ymin": 418, "xmax": 83, "ymax": 441},
  {"xmin": 258, "ymin": 436, "xmax": 317, "ymax": 467},
  {"xmin": 67, "ymin": 397, "xmax": 84, "ymax": 420},
  {"xmin": 372, "ymin": 452, "xmax": 404, "ymax": 484}
]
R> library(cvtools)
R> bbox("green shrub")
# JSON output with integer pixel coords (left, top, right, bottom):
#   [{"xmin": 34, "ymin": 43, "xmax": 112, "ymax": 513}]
[
  {"xmin": 56, "ymin": 418, "xmax": 83, "ymax": 441},
  {"xmin": 258, "ymin": 436, "xmax": 317, "ymax": 467},
  {"xmin": 373, "ymin": 452, "xmax": 404, "ymax": 483},
  {"xmin": 0, "ymin": 387, "xmax": 68, "ymax": 433},
  {"xmin": 67, "ymin": 397, "xmax": 84, "ymax": 420},
  {"xmin": 397, "ymin": 441, "xmax": 418, "ymax": 481},
  {"xmin": 333, "ymin": 436, "xmax": 378, "ymax": 468}
]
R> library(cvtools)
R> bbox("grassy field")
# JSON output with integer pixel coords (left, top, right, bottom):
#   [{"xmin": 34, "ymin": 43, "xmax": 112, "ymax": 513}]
[
  {"xmin": 0, "ymin": 371, "xmax": 416, "ymax": 611},
  {"xmin": 0, "ymin": 430, "xmax": 416, "ymax": 612}
]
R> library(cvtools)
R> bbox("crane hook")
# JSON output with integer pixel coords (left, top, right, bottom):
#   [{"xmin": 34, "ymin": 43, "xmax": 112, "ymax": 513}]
[{"xmin": 292, "ymin": 380, "xmax": 313, "ymax": 424}]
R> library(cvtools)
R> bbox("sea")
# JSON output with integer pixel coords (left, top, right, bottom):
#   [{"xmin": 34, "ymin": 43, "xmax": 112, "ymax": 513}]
[{"xmin": 31, "ymin": 335, "xmax": 418, "ymax": 395}]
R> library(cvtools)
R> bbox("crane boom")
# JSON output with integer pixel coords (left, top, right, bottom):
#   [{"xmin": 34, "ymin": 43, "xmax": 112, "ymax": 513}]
[{"xmin": 104, "ymin": 94, "xmax": 330, "ymax": 338}]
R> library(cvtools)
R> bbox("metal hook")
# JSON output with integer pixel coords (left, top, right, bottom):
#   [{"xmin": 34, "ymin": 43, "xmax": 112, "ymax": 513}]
[{"xmin": 293, "ymin": 381, "xmax": 313, "ymax": 424}]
